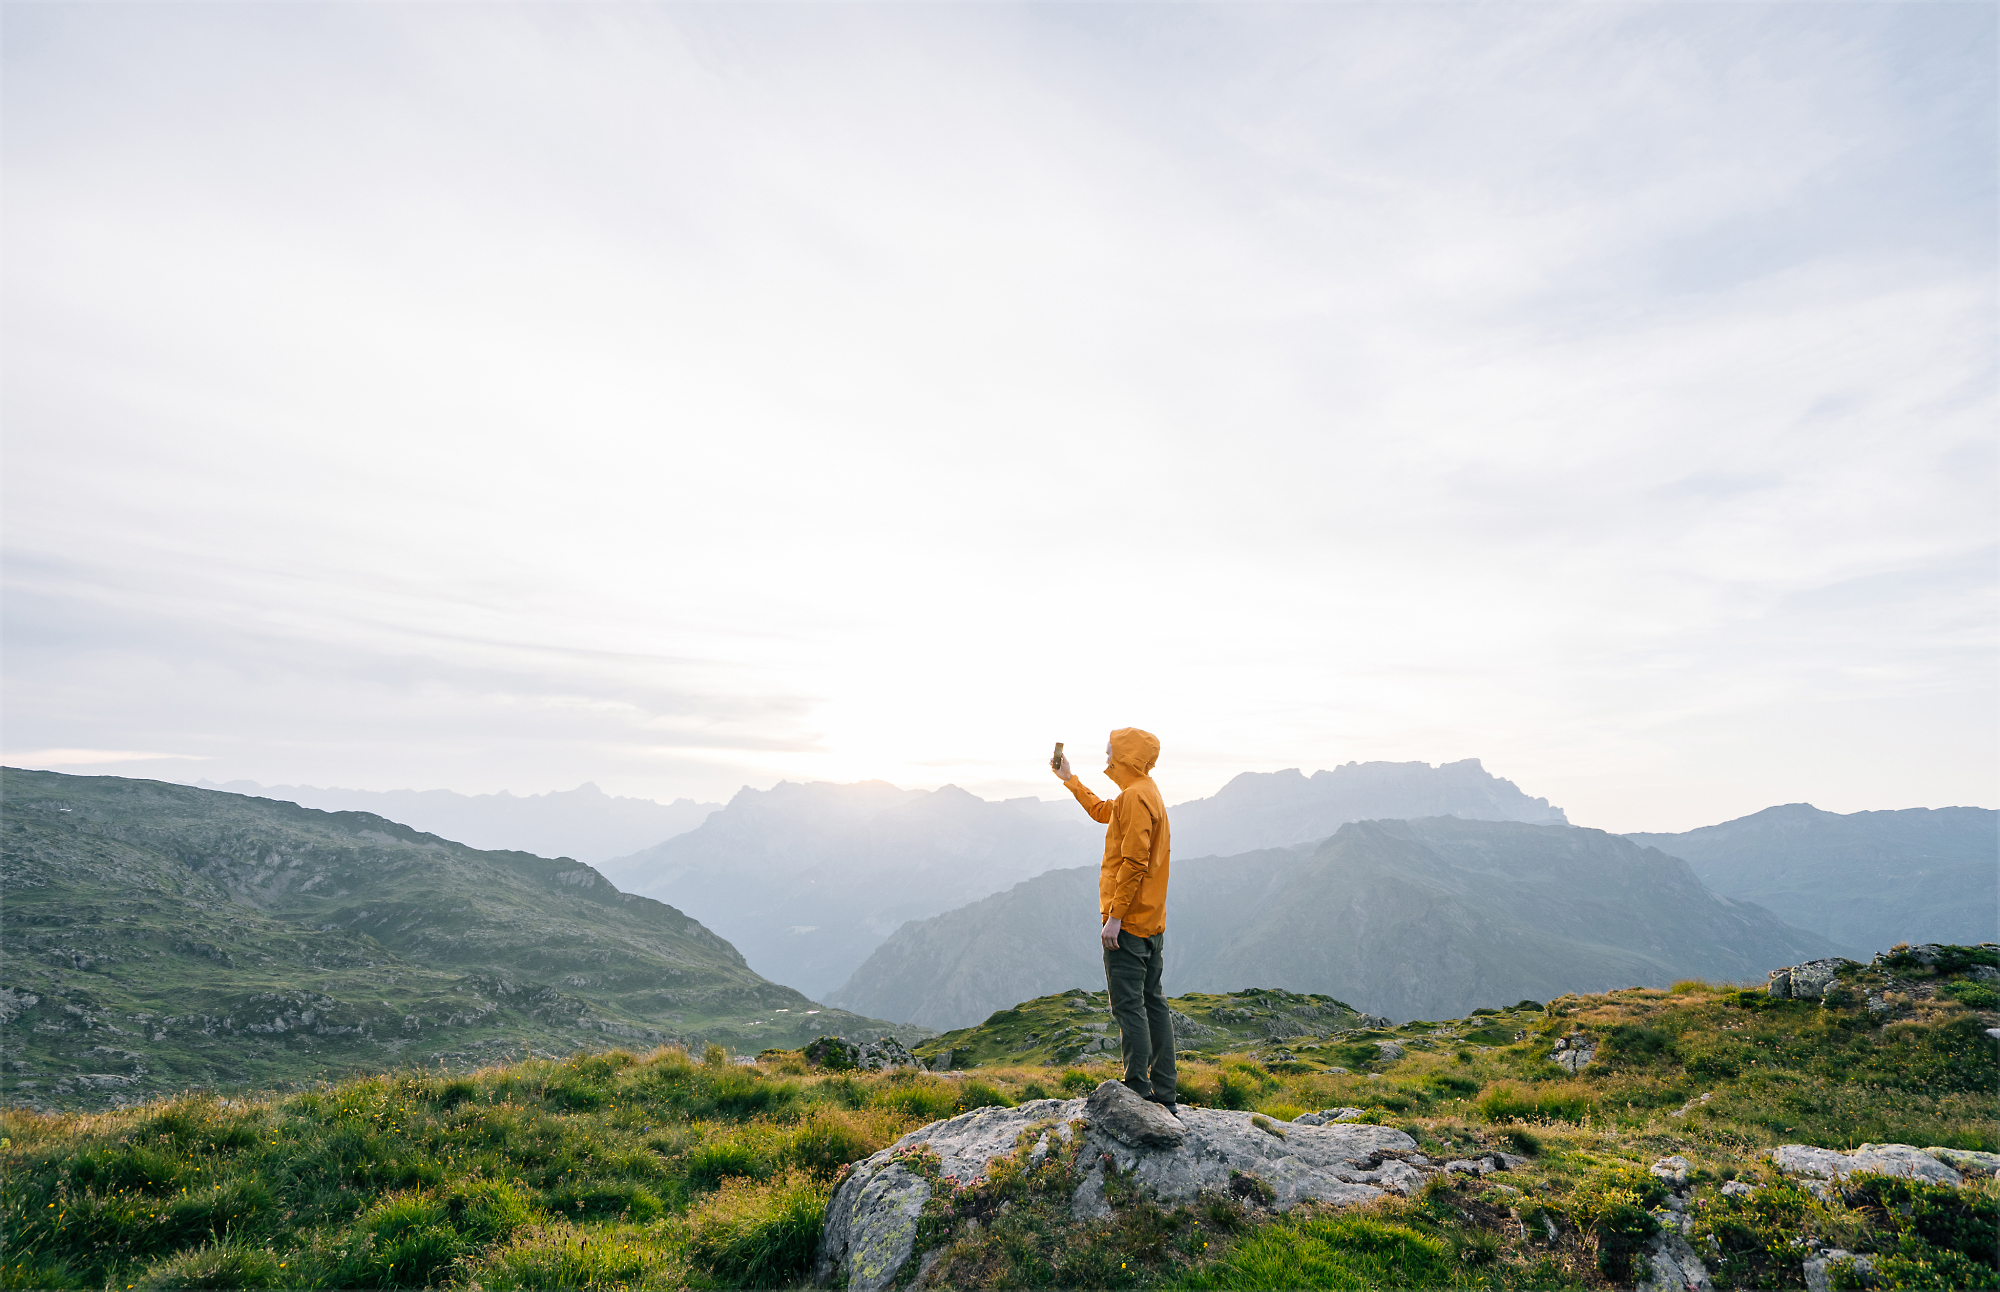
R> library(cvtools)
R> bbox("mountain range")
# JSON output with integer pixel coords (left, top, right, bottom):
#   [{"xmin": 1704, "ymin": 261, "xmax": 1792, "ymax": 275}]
[
  {"xmin": 1626, "ymin": 803, "xmax": 1997, "ymax": 955},
  {"xmin": 598, "ymin": 782, "xmax": 1101, "ymax": 999},
  {"xmin": 193, "ymin": 778, "xmax": 720, "ymax": 865},
  {"xmin": 598, "ymin": 759, "xmax": 1578, "ymax": 995},
  {"xmin": 827, "ymin": 817, "xmax": 1836, "ymax": 1028},
  {"xmin": 0, "ymin": 769, "xmax": 906, "ymax": 1110},
  {"xmin": 1169, "ymin": 758, "xmax": 1568, "ymax": 858}
]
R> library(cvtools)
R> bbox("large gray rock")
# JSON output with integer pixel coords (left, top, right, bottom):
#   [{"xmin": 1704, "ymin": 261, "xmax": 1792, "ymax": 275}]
[
  {"xmin": 1770, "ymin": 1143, "xmax": 1962, "ymax": 1186},
  {"xmin": 1928, "ymin": 1146, "xmax": 2000, "ymax": 1175},
  {"xmin": 1084, "ymin": 1080, "xmax": 1185, "ymax": 1148},
  {"xmin": 813, "ymin": 1088, "xmax": 1420, "ymax": 1290},
  {"xmin": 1640, "ymin": 1228, "xmax": 1714, "ymax": 1292},
  {"xmin": 1804, "ymin": 1250, "xmax": 1874, "ymax": 1292},
  {"xmin": 1766, "ymin": 958, "xmax": 1859, "ymax": 1001}
]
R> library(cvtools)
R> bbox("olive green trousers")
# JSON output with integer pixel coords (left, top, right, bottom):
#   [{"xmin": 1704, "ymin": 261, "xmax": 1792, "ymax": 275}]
[{"xmin": 1104, "ymin": 929, "xmax": 1175, "ymax": 1103}]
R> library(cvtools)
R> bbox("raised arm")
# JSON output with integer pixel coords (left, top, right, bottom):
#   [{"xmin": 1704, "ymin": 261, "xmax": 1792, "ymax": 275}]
[{"xmin": 1062, "ymin": 774, "xmax": 1116, "ymax": 824}]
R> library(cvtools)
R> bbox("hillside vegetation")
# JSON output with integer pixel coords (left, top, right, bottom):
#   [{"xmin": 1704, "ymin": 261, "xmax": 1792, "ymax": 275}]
[
  {"xmin": 5, "ymin": 946, "xmax": 1992, "ymax": 1289},
  {"xmin": 0, "ymin": 770, "xmax": 909, "ymax": 1112}
]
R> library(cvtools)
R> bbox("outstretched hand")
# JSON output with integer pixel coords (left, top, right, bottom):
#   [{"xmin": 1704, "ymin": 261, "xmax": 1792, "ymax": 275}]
[{"xmin": 1051, "ymin": 752, "xmax": 1073, "ymax": 781}]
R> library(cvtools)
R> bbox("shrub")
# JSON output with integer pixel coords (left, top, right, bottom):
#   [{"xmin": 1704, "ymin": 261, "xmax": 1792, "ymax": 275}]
[
  {"xmin": 1430, "ymin": 1073, "xmax": 1480, "ymax": 1098},
  {"xmin": 1020, "ymin": 1082, "xmax": 1051, "ymax": 1101},
  {"xmin": 871, "ymin": 1079, "xmax": 960, "ymax": 1125},
  {"xmin": 685, "ymin": 1170, "xmax": 829, "ymax": 1288},
  {"xmin": 1179, "ymin": 1213, "xmax": 1461, "ymax": 1289},
  {"xmin": 540, "ymin": 1179, "xmax": 662, "ymax": 1223},
  {"xmin": 781, "ymin": 1109, "xmax": 879, "ymax": 1178},
  {"xmin": 1604, "ymin": 1023, "xmax": 1677, "ymax": 1063},
  {"xmin": 1593, "ymin": 1201, "xmax": 1659, "ymax": 1281},
  {"xmin": 684, "ymin": 1129, "xmax": 779, "ymax": 1190},
  {"xmin": 133, "ymin": 1240, "xmax": 286, "ymax": 1290},
  {"xmin": 958, "ymin": 1080, "xmax": 1013, "ymax": 1112},
  {"xmin": 1477, "ymin": 1080, "xmax": 1592, "ymax": 1123},
  {"xmin": 1057, "ymin": 1069, "xmax": 1095, "ymax": 1095},
  {"xmin": 469, "ymin": 1220, "xmax": 678, "ymax": 1290},
  {"xmin": 1940, "ymin": 980, "xmax": 1999, "ymax": 1010}
]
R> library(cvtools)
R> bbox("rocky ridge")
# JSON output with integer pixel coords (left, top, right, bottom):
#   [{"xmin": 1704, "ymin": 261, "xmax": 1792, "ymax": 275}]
[{"xmin": 814, "ymin": 1079, "xmax": 1528, "ymax": 1291}]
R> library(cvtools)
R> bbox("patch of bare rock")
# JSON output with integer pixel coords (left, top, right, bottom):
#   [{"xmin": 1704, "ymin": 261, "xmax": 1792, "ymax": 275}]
[{"xmin": 814, "ymin": 1081, "xmax": 1473, "ymax": 1291}]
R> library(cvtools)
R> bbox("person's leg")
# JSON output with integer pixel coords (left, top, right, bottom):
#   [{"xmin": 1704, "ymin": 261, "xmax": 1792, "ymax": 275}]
[
  {"xmin": 1143, "ymin": 932, "xmax": 1176, "ymax": 1107},
  {"xmin": 1103, "ymin": 932, "xmax": 1154, "ymax": 1099}
]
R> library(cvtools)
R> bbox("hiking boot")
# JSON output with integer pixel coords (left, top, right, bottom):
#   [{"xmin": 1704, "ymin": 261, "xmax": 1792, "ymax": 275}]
[{"xmin": 1146, "ymin": 1095, "xmax": 1180, "ymax": 1118}]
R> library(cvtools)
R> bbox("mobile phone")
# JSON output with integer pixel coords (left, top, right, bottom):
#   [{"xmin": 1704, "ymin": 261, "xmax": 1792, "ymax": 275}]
[{"xmin": 1050, "ymin": 741, "xmax": 1064, "ymax": 772}]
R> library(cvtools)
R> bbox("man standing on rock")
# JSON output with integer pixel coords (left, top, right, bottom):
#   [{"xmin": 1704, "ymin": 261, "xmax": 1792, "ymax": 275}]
[{"xmin": 1053, "ymin": 728, "xmax": 1176, "ymax": 1113}]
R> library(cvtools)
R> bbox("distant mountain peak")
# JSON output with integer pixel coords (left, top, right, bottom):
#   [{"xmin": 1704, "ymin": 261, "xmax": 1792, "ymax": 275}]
[{"xmin": 1171, "ymin": 757, "xmax": 1566, "ymax": 858}]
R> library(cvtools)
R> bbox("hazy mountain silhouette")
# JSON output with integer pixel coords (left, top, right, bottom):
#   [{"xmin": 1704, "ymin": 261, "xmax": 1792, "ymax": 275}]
[
  {"xmin": 828, "ymin": 818, "xmax": 1834, "ymax": 1028},
  {"xmin": 1627, "ymin": 804, "xmax": 1997, "ymax": 954},
  {"xmin": 598, "ymin": 782, "xmax": 1100, "ymax": 998},
  {"xmin": 196, "ymin": 779, "xmax": 719, "ymax": 865},
  {"xmin": 1169, "ymin": 759, "xmax": 1567, "ymax": 858}
]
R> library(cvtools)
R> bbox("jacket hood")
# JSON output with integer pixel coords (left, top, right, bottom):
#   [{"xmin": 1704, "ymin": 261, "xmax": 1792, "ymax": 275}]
[{"xmin": 1107, "ymin": 727, "xmax": 1160, "ymax": 780}]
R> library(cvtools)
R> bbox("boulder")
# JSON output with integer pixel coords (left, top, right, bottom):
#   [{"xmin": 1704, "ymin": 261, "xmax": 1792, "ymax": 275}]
[
  {"xmin": 814, "ymin": 1088, "xmax": 1420, "ymax": 1290},
  {"xmin": 1927, "ymin": 1146, "xmax": 2000, "ymax": 1175},
  {"xmin": 1084, "ymin": 1080, "xmax": 1185, "ymax": 1148},
  {"xmin": 804, "ymin": 1035, "xmax": 918, "ymax": 1072},
  {"xmin": 1804, "ymin": 1250, "xmax": 1874, "ymax": 1292},
  {"xmin": 1551, "ymin": 1034, "xmax": 1597, "ymax": 1073},
  {"xmin": 1767, "ymin": 958, "xmax": 1859, "ymax": 1001},
  {"xmin": 1651, "ymin": 1155, "xmax": 1691, "ymax": 1186},
  {"xmin": 1770, "ymin": 1143, "xmax": 1962, "ymax": 1186},
  {"xmin": 1640, "ymin": 1227, "xmax": 1715, "ymax": 1292}
]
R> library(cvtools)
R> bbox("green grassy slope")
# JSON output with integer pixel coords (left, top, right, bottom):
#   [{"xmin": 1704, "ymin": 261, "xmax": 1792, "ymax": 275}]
[
  {"xmin": 1, "ymin": 769, "xmax": 916, "ymax": 1111},
  {"xmin": 913, "ymin": 986, "xmax": 1380, "ymax": 1070},
  {"xmin": 5, "ymin": 946, "xmax": 1992, "ymax": 1289}
]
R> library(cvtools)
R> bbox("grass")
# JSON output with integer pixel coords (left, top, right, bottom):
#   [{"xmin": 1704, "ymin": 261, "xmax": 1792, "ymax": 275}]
[{"xmin": 5, "ymin": 947, "xmax": 1995, "ymax": 1289}]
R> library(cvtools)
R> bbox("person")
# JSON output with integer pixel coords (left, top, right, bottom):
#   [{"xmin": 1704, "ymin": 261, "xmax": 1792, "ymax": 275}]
[{"xmin": 1052, "ymin": 728, "xmax": 1175, "ymax": 1113}]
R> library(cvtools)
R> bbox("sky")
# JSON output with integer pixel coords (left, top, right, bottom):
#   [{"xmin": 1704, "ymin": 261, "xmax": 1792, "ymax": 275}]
[{"xmin": 4, "ymin": 3, "xmax": 1993, "ymax": 834}]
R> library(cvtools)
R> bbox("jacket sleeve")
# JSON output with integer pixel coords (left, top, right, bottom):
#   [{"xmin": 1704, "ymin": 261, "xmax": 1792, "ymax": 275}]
[
  {"xmin": 1103, "ymin": 793, "xmax": 1156, "ymax": 920},
  {"xmin": 1063, "ymin": 775, "xmax": 1115, "ymax": 824}
]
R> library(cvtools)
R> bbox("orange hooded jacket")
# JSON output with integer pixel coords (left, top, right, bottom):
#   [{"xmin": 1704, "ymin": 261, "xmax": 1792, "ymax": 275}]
[{"xmin": 1063, "ymin": 727, "xmax": 1171, "ymax": 938}]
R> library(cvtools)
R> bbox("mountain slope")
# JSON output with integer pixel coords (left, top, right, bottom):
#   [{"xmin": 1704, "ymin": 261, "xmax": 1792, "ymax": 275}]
[
  {"xmin": 830, "ymin": 818, "xmax": 1836, "ymax": 1028},
  {"xmin": 0, "ymin": 769, "xmax": 906, "ymax": 1110},
  {"xmin": 600, "ymin": 781, "xmax": 1100, "ymax": 997},
  {"xmin": 1169, "ymin": 758, "xmax": 1567, "ymax": 858},
  {"xmin": 1626, "ymin": 804, "xmax": 1997, "ymax": 955},
  {"xmin": 194, "ymin": 778, "xmax": 719, "ymax": 865}
]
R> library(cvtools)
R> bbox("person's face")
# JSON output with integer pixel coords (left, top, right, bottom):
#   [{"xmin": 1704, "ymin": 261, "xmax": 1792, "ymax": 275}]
[{"xmin": 1105, "ymin": 736, "xmax": 1114, "ymax": 767}]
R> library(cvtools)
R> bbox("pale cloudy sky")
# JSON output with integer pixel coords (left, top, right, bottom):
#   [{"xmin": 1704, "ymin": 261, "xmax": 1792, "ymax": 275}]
[{"xmin": 4, "ymin": 3, "xmax": 1993, "ymax": 833}]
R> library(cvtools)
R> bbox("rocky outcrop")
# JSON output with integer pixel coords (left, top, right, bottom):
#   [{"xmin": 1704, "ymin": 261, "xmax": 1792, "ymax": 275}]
[
  {"xmin": 1765, "ymin": 958, "xmax": 1859, "ymax": 1001},
  {"xmin": 813, "ymin": 1082, "xmax": 1431, "ymax": 1291},
  {"xmin": 802, "ymin": 1034, "xmax": 918, "ymax": 1072},
  {"xmin": 1769, "ymin": 1143, "xmax": 1964, "ymax": 1186},
  {"xmin": 1637, "ymin": 1155, "xmax": 1714, "ymax": 1292},
  {"xmin": 1290, "ymin": 1107, "xmax": 1365, "ymax": 1126},
  {"xmin": 1550, "ymin": 1032, "xmax": 1596, "ymax": 1072}
]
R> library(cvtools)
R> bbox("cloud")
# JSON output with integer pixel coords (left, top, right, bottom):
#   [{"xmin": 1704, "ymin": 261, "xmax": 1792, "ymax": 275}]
[
  {"xmin": 2, "ymin": 3, "xmax": 1992, "ymax": 828},
  {"xmin": 8, "ymin": 749, "xmax": 207, "ymax": 766}
]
